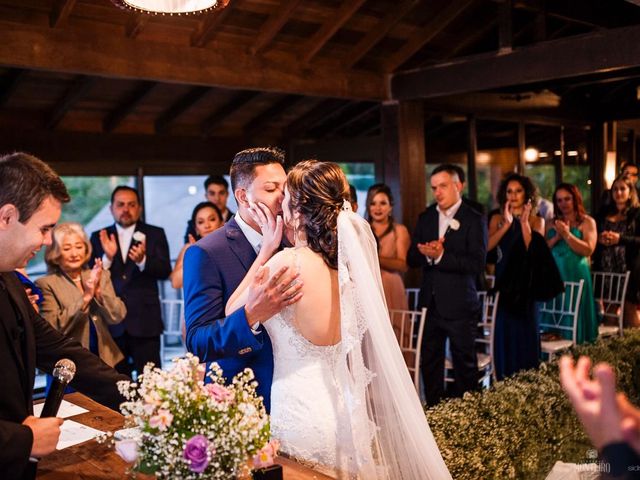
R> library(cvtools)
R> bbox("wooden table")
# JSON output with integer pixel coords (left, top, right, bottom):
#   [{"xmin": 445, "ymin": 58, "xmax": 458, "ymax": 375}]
[{"xmin": 37, "ymin": 393, "xmax": 330, "ymax": 479}]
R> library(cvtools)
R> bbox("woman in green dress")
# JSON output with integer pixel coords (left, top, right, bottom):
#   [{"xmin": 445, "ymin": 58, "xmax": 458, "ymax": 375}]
[{"xmin": 546, "ymin": 183, "xmax": 598, "ymax": 343}]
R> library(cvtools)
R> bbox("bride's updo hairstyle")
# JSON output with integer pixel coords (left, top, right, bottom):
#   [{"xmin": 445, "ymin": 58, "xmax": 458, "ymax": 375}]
[{"xmin": 287, "ymin": 160, "xmax": 349, "ymax": 269}]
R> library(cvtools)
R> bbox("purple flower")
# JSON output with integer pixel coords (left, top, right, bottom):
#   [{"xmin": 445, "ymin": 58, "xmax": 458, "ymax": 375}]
[{"xmin": 183, "ymin": 435, "xmax": 210, "ymax": 473}]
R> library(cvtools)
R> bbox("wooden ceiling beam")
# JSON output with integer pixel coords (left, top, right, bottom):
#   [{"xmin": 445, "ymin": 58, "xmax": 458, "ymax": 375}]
[
  {"xmin": 46, "ymin": 75, "xmax": 94, "ymax": 130},
  {"xmin": 244, "ymin": 95, "xmax": 303, "ymax": 135},
  {"xmin": 201, "ymin": 90, "xmax": 260, "ymax": 136},
  {"xmin": 249, "ymin": 0, "xmax": 303, "ymax": 56},
  {"xmin": 385, "ymin": 0, "xmax": 476, "ymax": 72},
  {"xmin": 300, "ymin": 0, "xmax": 367, "ymax": 64},
  {"xmin": 125, "ymin": 14, "xmax": 150, "ymax": 39},
  {"xmin": 50, "ymin": 0, "xmax": 77, "ymax": 28},
  {"xmin": 322, "ymin": 103, "xmax": 380, "ymax": 136},
  {"xmin": 512, "ymin": 0, "xmax": 602, "ymax": 29},
  {"xmin": 0, "ymin": 26, "xmax": 383, "ymax": 100},
  {"xmin": 155, "ymin": 86, "xmax": 210, "ymax": 134},
  {"xmin": 344, "ymin": 0, "xmax": 419, "ymax": 68},
  {"xmin": 284, "ymin": 99, "xmax": 351, "ymax": 138},
  {"xmin": 0, "ymin": 127, "xmax": 246, "ymax": 175},
  {"xmin": 190, "ymin": 1, "xmax": 235, "ymax": 48},
  {"xmin": 392, "ymin": 24, "xmax": 640, "ymax": 100},
  {"xmin": 103, "ymin": 81, "xmax": 156, "ymax": 133},
  {"xmin": 0, "ymin": 68, "xmax": 26, "ymax": 107}
]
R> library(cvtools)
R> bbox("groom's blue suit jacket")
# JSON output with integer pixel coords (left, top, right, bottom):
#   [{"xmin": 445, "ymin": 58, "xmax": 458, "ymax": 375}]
[{"xmin": 183, "ymin": 218, "xmax": 274, "ymax": 412}]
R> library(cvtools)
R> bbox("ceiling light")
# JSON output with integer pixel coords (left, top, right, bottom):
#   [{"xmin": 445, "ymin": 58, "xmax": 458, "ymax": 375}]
[
  {"xmin": 111, "ymin": 0, "xmax": 229, "ymax": 15},
  {"xmin": 524, "ymin": 148, "xmax": 539, "ymax": 162}
]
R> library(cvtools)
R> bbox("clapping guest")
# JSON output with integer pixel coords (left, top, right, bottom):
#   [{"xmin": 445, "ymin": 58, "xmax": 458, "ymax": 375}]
[
  {"xmin": 594, "ymin": 174, "xmax": 640, "ymax": 328},
  {"xmin": 171, "ymin": 202, "xmax": 223, "ymax": 290},
  {"xmin": 36, "ymin": 222, "xmax": 126, "ymax": 368},
  {"xmin": 489, "ymin": 174, "xmax": 548, "ymax": 380},
  {"xmin": 366, "ymin": 184, "xmax": 410, "ymax": 311},
  {"xmin": 545, "ymin": 183, "xmax": 598, "ymax": 343}
]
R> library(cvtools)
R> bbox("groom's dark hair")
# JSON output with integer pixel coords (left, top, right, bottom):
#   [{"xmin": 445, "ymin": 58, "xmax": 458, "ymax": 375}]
[{"xmin": 229, "ymin": 147, "xmax": 285, "ymax": 193}]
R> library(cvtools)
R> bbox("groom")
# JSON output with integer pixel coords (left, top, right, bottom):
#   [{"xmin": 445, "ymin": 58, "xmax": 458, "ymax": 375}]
[
  {"xmin": 183, "ymin": 147, "xmax": 300, "ymax": 412},
  {"xmin": 408, "ymin": 164, "xmax": 487, "ymax": 406}
]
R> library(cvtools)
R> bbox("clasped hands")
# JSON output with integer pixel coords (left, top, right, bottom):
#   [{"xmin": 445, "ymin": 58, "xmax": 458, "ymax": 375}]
[
  {"xmin": 554, "ymin": 219, "xmax": 571, "ymax": 240},
  {"xmin": 417, "ymin": 238, "xmax": 445, "ymax": 260},
  {"xmin": 599, "ymin": 230, "xmax": 621, "ymax": 246},
  {"xmin": 98, "ymin": 229, "xmax": 146, "ymax": 264}
]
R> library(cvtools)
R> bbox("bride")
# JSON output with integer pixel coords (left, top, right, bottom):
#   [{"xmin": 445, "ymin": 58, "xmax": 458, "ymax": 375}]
[{"xmin": 226, "ymin": 160, "xmax": 451, "ymax": 479}]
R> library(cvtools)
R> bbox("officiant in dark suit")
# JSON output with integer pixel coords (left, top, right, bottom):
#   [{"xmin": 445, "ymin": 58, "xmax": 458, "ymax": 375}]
[
  {"xmin": 408, "ymin": 164, "xmax": 487, "ymax": 406},
  {"xmin": 90, "ymin": 186, "xmax": 171, "ymax": 377},
  {"xmin": 0, "ymin": 152, "xmax": 128, "ymax": 480}
]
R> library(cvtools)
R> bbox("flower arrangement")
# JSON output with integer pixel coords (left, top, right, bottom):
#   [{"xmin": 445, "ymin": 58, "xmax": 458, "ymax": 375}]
[
  {"xmin": 99, "ymin": 354, "xmax": 275, "ymax": 479},
  {"xmin": 427, "ymin": 332, "xmax": 640, "ymax": 479}
]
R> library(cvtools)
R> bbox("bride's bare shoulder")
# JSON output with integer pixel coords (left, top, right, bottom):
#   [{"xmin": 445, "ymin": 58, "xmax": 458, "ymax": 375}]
[{"xmin": 264, "ymin": 248, "xmax": 298, "ymax": 273}]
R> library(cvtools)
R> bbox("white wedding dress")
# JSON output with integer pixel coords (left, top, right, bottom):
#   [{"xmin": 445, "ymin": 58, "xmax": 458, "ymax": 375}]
[{"xmin": 265, "ymin": 203, "xmax": 452, "ymax": 480}]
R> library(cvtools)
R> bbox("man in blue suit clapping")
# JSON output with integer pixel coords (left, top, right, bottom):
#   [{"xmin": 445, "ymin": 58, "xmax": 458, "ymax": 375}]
[{"xmin": 183, "ymin": 147, "xmax": 301, "ymax": 412}]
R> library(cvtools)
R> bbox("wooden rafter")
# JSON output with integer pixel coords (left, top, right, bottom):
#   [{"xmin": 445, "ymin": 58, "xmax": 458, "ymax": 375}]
[
  {"xmin": 125, "ymin": 14, "xmax": 150, "ymax": 39},
  {"xmin": 322, "ymin": 103, "xmax": 380, "ymax": 136},
  {"xmin": 311, "ymin": 102, "xmax": 374, "ymax": 138},
  {"xmin": 201, "ymin": 90, "xmax": 260, "ymax": 136},
  {"xmin": 50, "ymin": 0, "xmax": 76, "ymax": 28},
  {"xmin": 300, "ymin": 0, "xmax": 367, "ymax": 64},
  {"xmin": 249, "ymin": 0, "xmax": 302, "ymax": 56},
  {"xmin": 512, "ymin": 0, "xmax": 603, "ymax": 29},
  {"xmin": 244, "ymin": 95, "xmax": 303, "ymax": 134},
  {"xmin": 391, "ymin": 24, "xmax": 640, "ymax": 100},
  {"xmin": 0, "ymin": 68, "xmax": 26, "ymax": 107},
  {"xmin": 344, "ymin": 0, "xmax": 419, "ymax": 68},
  {"xmin": 385, "ymin": 0, "xmax": 476, "ymax": 72},
  {"xmin": 445, "ymin": 18, "xmax": 498, "ymax": 59},
  {"xmin": 46, "ymin": 75, "xmax": 94, "ymax": 130},
  {"xmin": 155, "ymin": 86, "xmax": 210, "ymax": 134},
  {"xmin": 190, "ymin": 1, "xmax": 236, "ymax": 48},
  {"xmin": 0, "ymin": 26, "xmax": 384, "ymax": 100},
  {"xmin": 499, "ymin": 0, "xmax": 513, "ymax": 51},
  {"xmin": 0, "ymin": 127, "xmax": 246, "ymax": 176},
  {"xmin": 103, "ymin": 81, "xmax": 156, "ymax": 133},
  {"xmin": 284, "ymin": 99, "xmax": 351, "ymax": 138}
]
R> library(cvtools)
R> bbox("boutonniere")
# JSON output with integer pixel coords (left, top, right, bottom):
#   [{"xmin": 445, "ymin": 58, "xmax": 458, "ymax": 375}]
[{"xmin": 449, "ymin": 219, "xmax": 460, "ymax": 231}]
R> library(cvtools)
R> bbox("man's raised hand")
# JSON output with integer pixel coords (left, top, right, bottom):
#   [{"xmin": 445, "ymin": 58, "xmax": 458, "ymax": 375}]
[{"xmin": 244, "ymin": 265, "xmax": 303, "ymax": 326}]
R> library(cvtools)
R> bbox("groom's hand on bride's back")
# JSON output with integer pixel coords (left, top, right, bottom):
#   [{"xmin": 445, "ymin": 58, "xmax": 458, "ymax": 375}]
[{"xmin": 245, "ymin": 265, "xmax": 303, "ymax": 326}]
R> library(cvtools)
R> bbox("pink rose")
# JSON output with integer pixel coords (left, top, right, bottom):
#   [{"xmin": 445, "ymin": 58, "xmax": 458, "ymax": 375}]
[
  {"xmin": 149, "ymin": 409, "xmax": 173, "ymax": 431},
  {"xmin": 204, "ymin": 383, "xmax": 234, "ymax": 403}
]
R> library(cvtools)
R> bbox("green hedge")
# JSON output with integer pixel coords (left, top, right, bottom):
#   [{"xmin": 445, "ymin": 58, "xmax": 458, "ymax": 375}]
[{"xmin": 427, "ymin": 331, "xmax": 640, "ymax": 479}]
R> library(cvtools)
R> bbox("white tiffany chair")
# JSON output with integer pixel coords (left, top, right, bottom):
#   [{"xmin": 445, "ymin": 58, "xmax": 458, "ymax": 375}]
[
  {"xmin": 389, "ymin": 307, "xmax": 427, "ymax": 392},
  {"xmin": 592, "ymin": 271, "xmax": 630, "ymax": 338},
  {"xmin": 445, "ymin": 290, "xmax": 500, "ymax": 388},
  {"xmin": 160, "ymin": 298, "xmax": 186, "ymax": 363},
  {"xmin": 539, "ymin": 280, "xmax": 584, "ymax": 360},
  {"xmin": 405, "ymin": 288, "xmax": 420, "ymax": 311}
]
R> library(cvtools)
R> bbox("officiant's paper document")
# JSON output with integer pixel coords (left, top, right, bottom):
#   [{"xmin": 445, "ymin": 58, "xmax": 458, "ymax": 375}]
[
  {"xmin": 33, "ymin": 399, "xmax": 89, "ymax": 418},
  {"xmin": 56, "ymin": 420, "xmax": 104, "ymax": 450}
]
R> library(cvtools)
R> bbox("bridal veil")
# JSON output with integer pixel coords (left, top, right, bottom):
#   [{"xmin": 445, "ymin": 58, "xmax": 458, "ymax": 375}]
[{"xmin": 336, "ymin": 202, "xmax": 452, "ymax": 480}]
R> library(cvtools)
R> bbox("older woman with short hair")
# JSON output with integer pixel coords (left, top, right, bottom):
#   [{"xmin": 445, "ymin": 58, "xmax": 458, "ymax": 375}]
[{"xmin": 36, "ymin": 222, "xmax": 126, "ymax": 368}]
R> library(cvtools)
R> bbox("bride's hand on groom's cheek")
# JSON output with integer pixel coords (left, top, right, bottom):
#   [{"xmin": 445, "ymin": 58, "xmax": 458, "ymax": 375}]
[
  {"xmin": 245, "ymin": 265, "xmax": 304, "ymax": 326},
  {"xmin": 249, "ymin": 201, "xmax": 283, "ymax": 257}
]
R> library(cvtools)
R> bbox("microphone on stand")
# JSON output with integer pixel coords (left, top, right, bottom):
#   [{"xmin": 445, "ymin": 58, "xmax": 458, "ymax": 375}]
[{"xmin": 41, "ymin": 359, "xmax": 76, "ymax": 418}]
